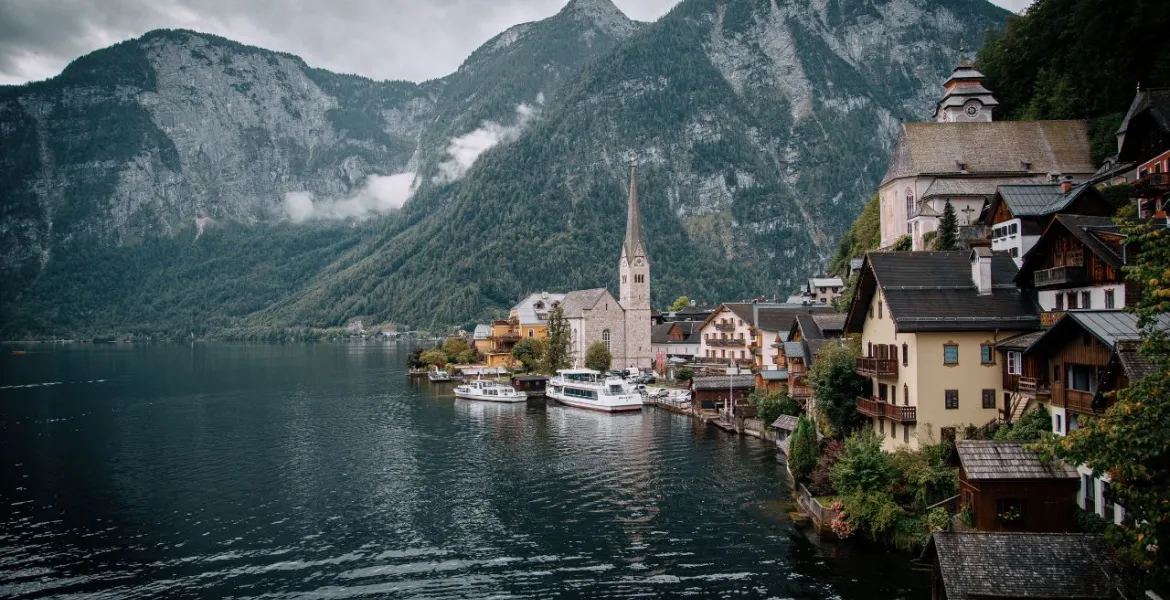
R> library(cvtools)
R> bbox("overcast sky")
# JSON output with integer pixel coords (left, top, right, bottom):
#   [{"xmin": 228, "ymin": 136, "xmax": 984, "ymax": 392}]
[{"xmin": 0, "ymin": 0, "xmax": 1033, "ymax": 86}]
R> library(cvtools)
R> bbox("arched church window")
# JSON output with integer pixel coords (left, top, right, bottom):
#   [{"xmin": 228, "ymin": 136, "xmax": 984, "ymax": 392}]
[
  {"xmin": 905, "ymin": 188, "xmax": 916, "ymax": 218},
  {"xmin": 602, "ymin": 329, "xmax": 611, "ymax": 351}
]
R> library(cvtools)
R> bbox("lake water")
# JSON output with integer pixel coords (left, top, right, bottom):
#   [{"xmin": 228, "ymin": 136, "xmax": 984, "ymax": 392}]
[{"xmin": 0, "ymin": 343, "xmax": 927, "ymax": 599}]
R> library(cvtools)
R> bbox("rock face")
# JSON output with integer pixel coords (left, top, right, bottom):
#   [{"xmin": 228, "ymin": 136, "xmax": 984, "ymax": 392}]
[{"xmin": 0, "ymin": 0, "xmax": 1009, "ymax": 337}]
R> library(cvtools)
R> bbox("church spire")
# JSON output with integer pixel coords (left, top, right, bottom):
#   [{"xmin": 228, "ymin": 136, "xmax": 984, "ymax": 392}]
[{"xmin": 623, "ymin": 151, "xmax": 647, "ymax": 262}]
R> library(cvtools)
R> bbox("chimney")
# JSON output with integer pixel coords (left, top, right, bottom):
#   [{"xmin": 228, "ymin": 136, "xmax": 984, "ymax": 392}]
[
  {"xmin": 1061, "ymin": 175, "xmax": 1074, "ymax": 195},
  {"xmin": 971, "ymin": 247, "xmax": 993, "ymax": 295}
]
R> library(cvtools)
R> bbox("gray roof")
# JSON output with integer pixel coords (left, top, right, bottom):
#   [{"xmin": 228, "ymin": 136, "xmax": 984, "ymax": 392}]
[
  {"xmin": 994, "ymin": 182, "xmax": 1099, "ymax": 218},
  {"xmin": 845, "ymin": 251, "xmax": 1040, "ymax": 333},
  {"xmin": 849, "ymin": 258, "xmax": 864, "ymax": 269},
  {"xmin": 759, "ymin": 369, "xmax": 788, "ymax": 381},
  {"xmin": 622, "ymin": 161, "xmax": 650, "ymax": 265},
  {"xmin": 808, "ymin": 277, "xmax": 843, "ymax": 288},
  {"xmin": 782, "ymin": 342, "xmax": 804, "ymax": 358},
  {"xmin": 1115, "ymin": 340, "xmax": 1159, "ymax": 382},
  {"xmin": 955, "ymin": 440, "xmax": 1078, "ymax": 481},
  {"xmin": 756, "ymin": 305, "xmax": 834, "ymax": 334},
  {"xmin": 651, "ymin": 322, "xmax": 674, "ymax": 344},
  {"xmin": 1018, "ymin": 215, "xmax": 1126, "ymax": 282},
  {"xmin": 922, "ymin": 176, "xmax": 1042, "ymax": 199},
  {"xmin": 882, "ymin": 121, "xmax": 1094, "ymax": 185},
  {"xmin": 691, "ymin": 374, "xmax": 756, "ymax": 391},
  {"xmin": 1027, "ymin": 311, "xmax": 1170, "ymax": 358},
  {"xmin": 510, "ymin": 292, "xmax": 567, "ymax": 324},
  {"xmin": 473, "ymin": 324, "xmax": 492, "ymax": 340},
  {"xmin": 559, "ymin": 289, "xmax": 609, "ymax": 319},
  {"xmin": 771, "ymin": 415, "xmax": 799, "ymax": 431},
  {"xmin": 811, "ymin": 313, "xmax": 847, "ymax": 333},
  {"xmin": 1117, "ymin": 87, "xmax": 1170, "ymax": 136},
  {"xmin": 995, "ymin": 330, "xmax": 1044, "ymax": 351},
  {"xmin": 929, "ymin": 532, "xmax": 1128, "ymax": 600}
]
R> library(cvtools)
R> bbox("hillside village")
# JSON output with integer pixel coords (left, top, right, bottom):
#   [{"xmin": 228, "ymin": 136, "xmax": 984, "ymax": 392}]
[{"xmin": 440, "ymin": 49, "xmax": 1169, "ymax": 596}]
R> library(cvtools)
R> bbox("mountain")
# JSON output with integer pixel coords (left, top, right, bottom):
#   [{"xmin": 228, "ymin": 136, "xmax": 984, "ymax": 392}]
[{"xmin": 0, "ymin": 0, "xmax": 1010, "ymax": 339}]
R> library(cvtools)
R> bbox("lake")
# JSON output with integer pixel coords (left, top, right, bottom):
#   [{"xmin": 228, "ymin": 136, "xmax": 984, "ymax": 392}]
[{"xmin": 0, "ymin": 343, "xmax": 927, "ymax": 598}]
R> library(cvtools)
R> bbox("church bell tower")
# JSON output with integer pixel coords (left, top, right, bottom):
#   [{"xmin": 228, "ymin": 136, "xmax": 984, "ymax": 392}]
[
  {"xmin": 933, "ymin": 43, "xmax": 999, "ymax": 123},
  {"xmin": 619, "ymin": 152, "xmax": 652, "ymax": 369}
]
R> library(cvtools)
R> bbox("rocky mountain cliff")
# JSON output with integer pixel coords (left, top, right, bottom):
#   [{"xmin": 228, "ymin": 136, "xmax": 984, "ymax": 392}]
[{"xmin": 0, "ymin": 0, "xmax": 1009, "ymax": 338}]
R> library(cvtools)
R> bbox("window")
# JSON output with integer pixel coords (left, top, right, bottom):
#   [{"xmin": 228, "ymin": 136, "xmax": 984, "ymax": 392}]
[
  {"xmin": 902, "ymin": 343, "xmax": 908, "ymax": 366},
  {"xmin": 1066, "ymin": 364, "xmax": 1097, "ymax": 393},
  {"xmin": 903, "ymin": 424, "xmax": 909, "ymax": 443},
  {"xmin": 891, "ymin": 385, "xmax": 897, "ymax": 405},
  {"xmin": 1053, "ymin": 363, "xmax": 1061, "ymax": 384},
  {"xmin": 1083, "ymin": 475, "xmax": 1096, "ymax": 514},
  {"xmin": 903, "ymin": 384, "xmax": 909, "ymax": 405},
  {"xmin": 878, "ymin": 300, "xmax": 883, "ymax": 319},
  {"xmin": 1054, "ymin": 413, "xmax": 1063, "ymax": 434},
  {"xmin": 1081, "ymin": 291, "xmax": 1091, "ymax": 309},
  {"xmin": 867, "ymin": 342, "xmax": 873, "ymax": 357},
  {"xmin": 980, "ymin": 344, "xmax": 994, "ymax": 365},
  {"xmin": 889, "ymin": 419, "xmax": 896, "ymax": 439},
  {"xmin": 528, "ymin": 329, "xmax": 535, "ymax": 338},
  {"xmin": 1011, "ymin": 247, "xmax": 1019, "ymax": 258},
  {"xmin": 943, "ymin": 343, "xmax": 959, "ymax": 365},
  {"xmin": 1007, "ymin": 351, "xmax": 1022, "ymax": 375},
  {"xmin": 1103, "ymin": 481, "xmax": 1116, "ymax": 523},
  {"xmin": 1105, "ymin": 289, "xmax": 1115, "ymax": 309},
  {"xmin": 602, "ymin": 329, "xmax": 611, "ymax": 351},
  {"xmin": 945, "ymin": 389, "xmax": 959, "ymax": 409},
  {"xmin": 1067, "ymin": 292, "xmax": 1078, "ymax": 310},
  {"xmin": 995, "ymin": 498, "xmax": 1024, "ymax": 525},
  {"xmin": 906, "ymin": 188, "xmax": 915, "ymax": 218},
  {"xmin": 982, "ymin": 389, "xmax": 996, "ymax": 409},
  {"xmin": 1009, "ymin": 223, "xmax": 1018, "ymax": 235},
  {"xmin": 1055, "ymin": 293, "xmax": 1064, "ymax": 311}
]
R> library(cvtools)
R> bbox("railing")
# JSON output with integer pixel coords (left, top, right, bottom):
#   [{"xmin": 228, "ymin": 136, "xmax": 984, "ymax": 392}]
[
  {"xmin": 1033, "ymin": 266, "xmax": 1086, "ymax": 288},
  {"xmin": 708, "ymin": 338, "xmax": 745, "ymax": 347},
  {"xmin": 856, "ymin": 357, "xmax": 898, "ymax": 378},
  {"xmin": 856, "ymin": 396, "xmax": 917, "ymax": 423},
  {"xmin": 494, "ymin": 332, "xmax": 522, "ymax": 342},
  {"xmin": 1064, "ymin": 389, "xmax": 1099, "ymax": 414},
  {"xmin": 715, "ymin": 323, "xmax": 736, "ymax": 332},
  {"xmin": 789, "ymin": 384, "xmax": 812, "ymax": 399},
  {"xmin": 1134, "ymin": 172, "xmax": 1170, "ymax": 193},
  {"xmin": 1041, "ymin": 311, "xmax": 1065, "ymax": 328},
  {"xmin": 1018, "ymin": 377, "xmax": 1050, "ymax": 397}
]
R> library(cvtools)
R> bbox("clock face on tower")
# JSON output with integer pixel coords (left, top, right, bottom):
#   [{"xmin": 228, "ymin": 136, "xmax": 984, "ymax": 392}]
[
  {"xmin": 635, "ymin": 257, "xmax": 643, "ymax": 267},
  {"xmin": 964, "ymin": 102, "xmax": 980, "ymax": 118}
]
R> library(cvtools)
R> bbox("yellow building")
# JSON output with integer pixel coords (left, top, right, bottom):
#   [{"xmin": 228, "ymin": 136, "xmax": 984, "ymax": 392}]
[
  {"xmin": 481, "ymin": 292, "xmax": 566, "ymax": 368},
  {"xmin": 843, "ymin": 249, "xmax": 1040, "ymax": 451}
]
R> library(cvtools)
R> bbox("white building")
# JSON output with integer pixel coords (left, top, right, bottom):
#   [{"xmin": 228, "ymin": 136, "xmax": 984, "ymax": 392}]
[
  {"xmin": 981, "ymin": 183, "xmax": 1113, "ymax": 266},
  {"xmin": 697, "ymin": 303, "xmax": 755, "ymax": 366},
  {"xmin": 879, "ymin": 57, "xmax": 1096, "ymax": 250},
  {"xmin": 563, "ymin": 155, "xmax": 653, "ymax": 370}
]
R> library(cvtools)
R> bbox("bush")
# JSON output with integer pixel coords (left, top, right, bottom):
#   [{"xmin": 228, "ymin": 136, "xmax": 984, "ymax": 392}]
[
  {"xmin": 994, "ymin": 404, "xmax": 1052, "ymax": 442},
  {"xmin": 749, "ymin": 390, "xmax": 799, "ymax": 426},
  {"xmin": 511, "ymin": 338, "xmax": 545, "ymax": 371},
  {"xmin": 832, "ymin": 429, "xmax": 897, "ymax": 495},
  {"xmin": 789, "ymin": 415, "xmax": 819, "ymax": 482},
  {"xmin": 808, "ymin": 439, "xmax": 843, "ymax": 496},
  {"xmin": 420, "ymin": 348, "xmax": 448, "ymax": 367},
  {"xmin": 674, "ymin": 367, "xmax": 694, "ymax": 382},
  {"xmin": 808, "ymin": 339, "xmax": 867, "ymax": 438}
]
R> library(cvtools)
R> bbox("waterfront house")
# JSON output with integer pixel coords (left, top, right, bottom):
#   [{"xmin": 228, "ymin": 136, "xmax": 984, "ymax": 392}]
[
  {"xmin": 953, "ymin": 440, "xmax": 1079, "ymax": 532},
  {"xmin": 780, "ymin": 313, "xmax": 846, "ymax": 409},
  {"xmin": 691, "ymin": 374, "xmax": 755, "ymax": 416},
  {"xmin": 795, "ymin": 277, "xmax": 845, "ymax": 305},
  {"xmin": 981, "ymin": 182, "xmax": 1112, "ymax": 266},
  {"xmin": 697, "ymin": 303, "xmax": 756, "ymax": 367},
  {"xmin": 844, "ymin": 249, "xmax": 1040, "ymax": 451},
  {"xmin": 878, "ymin": 57, "xmax": 1095, "ymax": 250},
  {"xmin": 925, "ymin": 532, "xmax": 1130, "ymax": 600},
  {"xmin": 1018, "ymin": 311, "xmax": 1170, "ymax": 525},
  {"xmin": 1015, "ymin": 215, "xmax": 1134, "ymax": 326},
  {"xmin": 752, "ymin": 305, "xmax": 835, "ymax": 373},
  {"xmin": 1117, "ymin": 87, "xmax": 1170, "ymax": 221}
]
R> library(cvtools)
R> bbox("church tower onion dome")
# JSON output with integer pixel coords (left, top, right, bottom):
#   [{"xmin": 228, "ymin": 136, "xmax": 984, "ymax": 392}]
[{"xmin": 933, "ymin": 52, "xmax": 1000, "ymax": 123}]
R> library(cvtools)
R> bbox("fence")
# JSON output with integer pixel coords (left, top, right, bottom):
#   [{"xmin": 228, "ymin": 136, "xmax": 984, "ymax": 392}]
[{"xmin": 796, "ymin": 483, "xmax": 839, "ymax": 528}]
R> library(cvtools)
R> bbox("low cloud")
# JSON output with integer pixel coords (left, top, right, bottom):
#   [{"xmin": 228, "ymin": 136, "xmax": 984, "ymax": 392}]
[
  {"xmin": 434, "ymin": 102, "xmax": 538, "ymax": 184},
  {"xmin": 283, "ymin": 172, "xmax": 416, "ymax": 223}
]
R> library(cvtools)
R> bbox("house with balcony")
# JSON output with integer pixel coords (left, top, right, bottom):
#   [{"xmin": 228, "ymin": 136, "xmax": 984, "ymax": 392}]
[
  {"xmin": 1018, "ymin": 311, "xmax": 1170, "ymax": 526},
  {"xmin": 779, "ymin": 313, "xmax": 846, "ymax": 408},
  {"xmin": 651, "ymin": 321, "xmax": 701, "ymax": 363},
  {"xmin": 844, "ymin": 249, "xmax": 1040, "ymax": 451},
  {"xmin": 981, "ymin": 182, "xmax": 1112, "ymax": 266},
  {"xmin": 483, "ymin": 292, "xmax": 567, "ymax": 367},
  {"xmin": 1015, "ymin": 215, "xmax": 1135, "ymax": 327},
  {"xmin": 1116, "ymin": 87, "xmax": 1170, "ymax": 222},
  {"xmin": 697, "ymin": 303, "xmax": 756, "ymax": 367},
  {"xmin": 994, "ymin": 330, "xmax": 1047, "ymax": 424}
]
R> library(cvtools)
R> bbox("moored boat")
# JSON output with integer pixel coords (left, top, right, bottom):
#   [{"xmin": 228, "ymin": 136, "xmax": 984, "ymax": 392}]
[
  {"xmin": 427, "ymin": 369, "xmax": 452, "ymax": 382},
  {"xmin": 453, "ymin": 379, "xmax": 527, "ymax": 403},
  {"xmin": 547, "ymin": 369, "xmax": 642, "ymax": 413}
]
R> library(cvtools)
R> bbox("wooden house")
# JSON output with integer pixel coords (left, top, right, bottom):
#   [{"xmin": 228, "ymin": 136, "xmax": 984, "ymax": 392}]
[
  {"xmin": 994, "ymin": 330, "xmax": 1047, "ymax": 423},
  {"xmin": 982, "ymin": 182, "xmax": 1112, "ymax": 266},
  {"xmin": 953, "ymin": 440, "xmax": 1079, "ymax": 533},
  {"xmin": 1117, "ymin": 87, "xmax": 1170, "ymax": 221},
  {"xmin": 925, "ymin": 532, "xmax": 1131, "ymax": 600},
  {"xmin": 690, "ymin": 374, "xmax": 755, "ymax": 416}
]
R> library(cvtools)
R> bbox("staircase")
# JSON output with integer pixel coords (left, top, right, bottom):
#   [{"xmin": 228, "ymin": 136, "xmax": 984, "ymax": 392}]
[{"xmin": 1006, "ymin": 393, "xmax": 1030, "ymax": 424}]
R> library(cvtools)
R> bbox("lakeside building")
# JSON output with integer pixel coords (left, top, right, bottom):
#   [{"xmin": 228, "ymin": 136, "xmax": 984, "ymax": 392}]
[
  {"xmin": 478, "ymin": 292, "xmax": 567, "ymax": 368},
  {"xmin": 878, "ymin": 57, "xmax": 1095, "ymax": 250},
  {"xmin": 793, "ymin": 277, "xmax": 845, "ymax": 305},
  {"xmin": 952, "ymin": 440, "xmax": 1080, "ymax": 533},
  {"xmin": 844, "ymin": 250, "xmax": 1040, "ymax": 451},
  {"xmin": 697, "ymin": 303, "xmax": 756, "ymax": 367},
  {"xmin": 783, "ymin": 313, "xmax": 845, "ymax": 412},
  {"xmin": 651, "ymin": 321, "xmax": 701, "ymax": 363}
]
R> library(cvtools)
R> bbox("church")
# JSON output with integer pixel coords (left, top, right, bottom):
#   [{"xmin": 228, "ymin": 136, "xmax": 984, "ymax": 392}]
[{"xmin": 562, "ymin": 155, "xmax": 653, "ymax": 371}]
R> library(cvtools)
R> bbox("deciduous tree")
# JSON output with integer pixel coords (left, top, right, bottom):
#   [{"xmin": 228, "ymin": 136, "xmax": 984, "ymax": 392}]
[
  {"xmin": 511, "ymin": 338, "xmax": 545, "ymax": 372},
  {"xmin": 668, "ymin": 295, "xmax": 691, "ymax": 311},
  {"xmin": 419, "ymin": 348, "xmax": 448, "ymax": 368},
  {"xmin": 807, "ymin": 338, "xmax": 867, "ymax": 438},
  {"xmin": 584, "ymin": 341, "xmax": 613, "ymax": 372},
  {"xmin": 540, "ymin": 305, "xmax": 571, "ymax": 374}
]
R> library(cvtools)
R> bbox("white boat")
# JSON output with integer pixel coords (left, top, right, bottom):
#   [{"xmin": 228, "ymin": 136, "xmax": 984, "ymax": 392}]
[
  {"xmin": 427, "ymin": 369, "xmax": 452, "ymax": 382},
  {"xmin": 453, "ymin": 379, "xmax": 527, "ymax": 403},
  {"xmin": 547, "ymin": 368, "xmax": 643, "ymax": 413}
]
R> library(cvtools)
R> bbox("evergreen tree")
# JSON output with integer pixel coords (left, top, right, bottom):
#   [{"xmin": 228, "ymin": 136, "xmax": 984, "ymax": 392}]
[
  {"xmin": 935, "ymin": 201, "xmax": 958, "ymax": 251},
  {"xmin": 584, "ymin": 341, "xmax": 613, "ymax": 372},
  {"xmin": 789, "ymin": 415, "xmax": 819, "ymax": 482},
  {"xmin": 540, "ymin": 305, "xmax": 571, "ymax": 374}
]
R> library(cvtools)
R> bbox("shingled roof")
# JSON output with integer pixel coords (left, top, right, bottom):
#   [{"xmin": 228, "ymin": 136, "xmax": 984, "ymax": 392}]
[
  {"xmin": 845, "ymin": 251, "xmax": 1040, "ymax": 333},
  {"xmin": 691, "ymin": 374, "xmax": 756, "ymax": 391},
  {"xmin": 755, "ymin": 305, "xmax": 834, "ymax": 334},
  {"xmin": 985, "ymin": 182, "xmax": 1110, "ymax": 224},
  {"xmin": 927, "ymin": 532, "xmax": 1129, "ymax": 600},
  {"xmin": 559, "ymin": 289, "xmax": 610, "ymax": 319},
  {"xmin": 882, "ymin": 121, "xmax": 1095, "ymax": 185},
  {"xmin": 955, "ymin": 440, "xmax": 1078, "ymax": 481}
]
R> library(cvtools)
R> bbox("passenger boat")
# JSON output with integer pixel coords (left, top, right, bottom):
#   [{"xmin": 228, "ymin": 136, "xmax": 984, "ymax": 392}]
[
  {"xmin": 453, "ymin": 379, "xmax": 527, "ymax": 403},
  {"xmin": 547, "ymin": 369, "xmax": 642, "ymax": 413},
  {"xmin": 427, "ymin": 369, "xmax": 452, "ymax": 382}
]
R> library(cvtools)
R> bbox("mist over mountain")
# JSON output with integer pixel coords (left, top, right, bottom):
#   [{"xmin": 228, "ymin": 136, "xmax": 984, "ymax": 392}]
[{"xmin": 0, "ymin": 0, "xmax": 1009, "ymax": 338}]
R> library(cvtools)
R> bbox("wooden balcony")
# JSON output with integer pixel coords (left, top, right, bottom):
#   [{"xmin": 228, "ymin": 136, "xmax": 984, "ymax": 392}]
[
  {"xmin": 1018, "ymin": 377, "xmax": 1051, "ymax": 398},
  {"xmin": 789, "ymin": 383, "xmax": 812, "ymax": 399},
  {"xmin": 1064, "ymin": 389, "xmax": 1100, "ymax": 415},
  {"xmin": 1133, "ymin": 172, "xmax": 1170, "ymax": 194},
  {"xmin": 856, "ymin": 396, "xmax": 917, "ymax": 423},
  {"xmin": 715, "ymin": 323, "xmax": 736, "ymax": 332},
  {"xmin": 708, "ymin": 338, "xmax": 745, "ymax": 347},
  {"xmin": 856, "ymin": 357, "xmax": 898, "ymax": 378},
  {"xmin": 1041, "ymin": 311, "xmax": 1065, "ymax": 328},
  {"xmin": 1033, "ymin": 266, "xmax": 1086, "ymax": 288}
]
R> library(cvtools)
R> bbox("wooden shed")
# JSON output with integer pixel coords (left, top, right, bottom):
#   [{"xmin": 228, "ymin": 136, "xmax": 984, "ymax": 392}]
[
  {"xmin": 690, "ymin": 374, "xmax": 755, "ymax": 414},
  {"xmin": 953, "ymin": 440, "xmax": 1079, "ymax": 532}
]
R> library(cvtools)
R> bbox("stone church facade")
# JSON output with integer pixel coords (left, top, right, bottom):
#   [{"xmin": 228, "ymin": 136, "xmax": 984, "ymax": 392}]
[{"xmin": 564, "ymin": 155, "xmax": 653, "ymax": 370}]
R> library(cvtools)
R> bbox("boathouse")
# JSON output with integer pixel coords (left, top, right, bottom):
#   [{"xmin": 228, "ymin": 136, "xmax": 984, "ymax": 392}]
[{"xmin": 953, "ymin": 440, "xmax": 1079, "ymax": 532}]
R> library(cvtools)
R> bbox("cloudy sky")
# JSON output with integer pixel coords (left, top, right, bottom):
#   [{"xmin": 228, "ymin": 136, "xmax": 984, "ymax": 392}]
[{"xmin": 0, "ymin": 0, "xmax": 1033, "ymax": 86}]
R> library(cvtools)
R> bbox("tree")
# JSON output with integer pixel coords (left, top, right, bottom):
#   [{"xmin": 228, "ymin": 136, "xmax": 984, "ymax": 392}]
[
  {"xmin": 674, "ymin": 367, "xmax": 694, "ymax": 382},
  {"xmin": 749, "ymin": 389, "xmax": 800, "ymax": 426},
  {"xmin": 419, "ymin": 348, "xmax": 448, "ymax": 368},
  {"xmin": 442, "ymin": 337, "xmax": 471, "ymax": 362},
  {"xmin": 1052, "ymin": 210, "xmax": 1170, "ymax": 589},
  {"xmin": 540, "ymin": 304, "xmax": 571, "ymax": 374},
  {"xmin": 789, "ymin": 415, "xmax": 819, "ymax": 482},
  {"xmin": 994, "ymin": 405, "xmax": 1052, "ymax": 442},
  {"xmin": 667, "ymin": 295, "xmax": 691, "ymax": 311},
  {"xmin": 935, "ymin": 201, "xmax": 958, "ymax": 251},
  {"xmin": 892, "ymin": 235, "xmax": 912, "ymax": 252},
  {"xmin": 407, "ymin": 348, "xmax": 425, "ymax": 369},
  {"xmin": 511, "ymin": 338, "xmax": 545, "ymax": 372},
  {"xmin": 455, "ymin": 348, "xmax": 478, "ymax": 365},
  {"xmin": 807, "ymin": 338, "xmax": 867, "ymax": 438},
  {"xmin": 584, "ymin": 341, "xmax": 613, "ymax": 372}
]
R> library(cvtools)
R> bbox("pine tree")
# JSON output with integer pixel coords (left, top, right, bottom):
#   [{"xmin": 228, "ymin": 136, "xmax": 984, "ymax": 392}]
[
  {"xmin": 935, "ymin": 201, "xmax": 958, "ymax": 251},
  {"xmin": 789, "ymin": 415, "xmax": 819, "ymax": 482},
  {"xmin": 540, "ymin": 305, "xmax": 572, "ymax": 374}
]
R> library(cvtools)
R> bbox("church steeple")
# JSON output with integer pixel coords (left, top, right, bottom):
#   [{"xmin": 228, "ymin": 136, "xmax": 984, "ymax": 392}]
[
  {"xmin": 622, "ymin": 152, "xmax": 648, "ymax": 264},
  {"xmin": 933, "ymin": 45, "xmax": 999, "ymax": 123}
]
